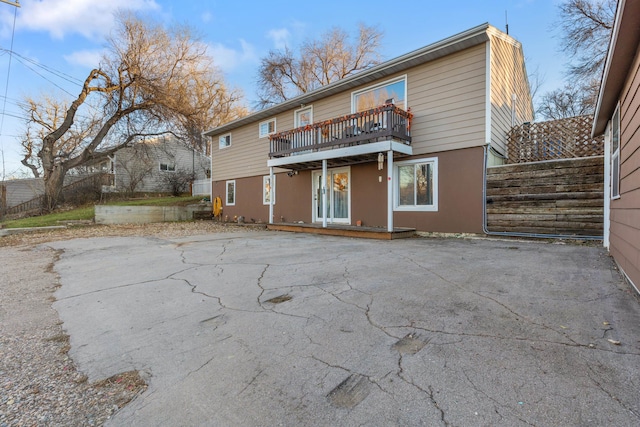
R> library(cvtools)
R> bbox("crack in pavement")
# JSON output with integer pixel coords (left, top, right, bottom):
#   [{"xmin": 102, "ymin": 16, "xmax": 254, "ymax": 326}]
[{"xmin": 392, "ymin": 252, "xmax": 635, "ymax": 351}]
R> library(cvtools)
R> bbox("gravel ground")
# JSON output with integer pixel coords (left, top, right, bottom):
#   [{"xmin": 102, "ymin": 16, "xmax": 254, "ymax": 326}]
[{"xmin": 0, "ymin": 221, "xmax": 246, "ymax": 426}]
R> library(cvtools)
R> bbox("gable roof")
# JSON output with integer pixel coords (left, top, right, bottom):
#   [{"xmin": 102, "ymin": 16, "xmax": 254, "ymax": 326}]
[
  {"xmin": 592, "ymin": 0, "xmax": 640, "ymax": 135},
  {"xmin": 205, "ymin": 23, "xmax": 513, "ymax": 137}
]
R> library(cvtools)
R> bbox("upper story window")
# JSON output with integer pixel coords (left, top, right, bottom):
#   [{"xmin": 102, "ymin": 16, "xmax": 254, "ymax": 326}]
[
  {"xmin": 259, "ymin": 118, "xmax": 276, "ymax": 138},
  {"xmin": 159, "ymin": 163, "xmax": 176, "ymax": 172},
  {"xmin": 219, "ymin": 133, "xmax": 231, "ymax": 149},
  {"xmin": 352, "ymin": 76, "xmax": 407, "ymax": 112},
  {"xmin": 295, "ymin": 106, "xmax": 313, "ymax": 128}
]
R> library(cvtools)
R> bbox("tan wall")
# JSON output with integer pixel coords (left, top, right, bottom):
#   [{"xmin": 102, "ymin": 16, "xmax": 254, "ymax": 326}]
[
  {"xmin": 211, "ymin": 43, "xmax": 489, "ymax": 182},
  {"xmin": 489, "ymin": 34, "xmax": 534, "ymax": 157},
  {"xmin": 610, "ymin": 43, "xmax": 640, "ymax": 287},
  {"xmin": 213, "ymin": 147, "xmax": 484, "ymax": 233}
]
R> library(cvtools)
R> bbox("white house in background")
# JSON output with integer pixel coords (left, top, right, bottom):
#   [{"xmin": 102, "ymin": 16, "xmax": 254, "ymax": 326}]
[{"xmin": 103, "ymin": 136, "xmax": 210, "ymax": 194}]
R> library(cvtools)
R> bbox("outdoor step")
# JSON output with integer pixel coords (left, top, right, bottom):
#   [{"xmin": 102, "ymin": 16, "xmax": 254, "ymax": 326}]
[
  {"xmin": 486, "ymin": 183, "xmax": 603, "ymax": 196},
  {"xmin": 488, "ymin": 192, "xmax": 603, "ymax": 202},
  {"xmin": 486, "ymin": 225, "xmax": 603, "ymax": 236},
  {"xmin": 487, "ymin": 207, "xmax": 603, "ymax": 215},
  {"xmin": 486, "ymin": 156, "xmax": 603, "ymax": 175}
]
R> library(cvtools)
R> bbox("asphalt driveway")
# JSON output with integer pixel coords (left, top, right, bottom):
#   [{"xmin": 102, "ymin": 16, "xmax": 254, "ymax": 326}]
[{"xmin": 49, "ymin": 231, "xmax": 640, "ymax": 426}]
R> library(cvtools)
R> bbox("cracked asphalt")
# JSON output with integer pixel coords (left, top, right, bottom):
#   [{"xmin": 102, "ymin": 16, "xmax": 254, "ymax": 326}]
[{"xmin": 48, "ymin": 231, "xmax": 640, "ymax": 426}]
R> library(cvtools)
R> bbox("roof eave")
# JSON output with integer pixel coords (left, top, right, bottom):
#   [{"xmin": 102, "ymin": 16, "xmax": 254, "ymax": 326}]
[{"xmin": 592, "ymin": 0, "xmax": 640, "ymax": 136}]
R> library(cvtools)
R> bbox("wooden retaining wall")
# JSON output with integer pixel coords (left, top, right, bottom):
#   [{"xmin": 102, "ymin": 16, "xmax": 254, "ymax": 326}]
[{"xmin": 486, "ymin": 156, "xmax": 604, "ymax": 236}]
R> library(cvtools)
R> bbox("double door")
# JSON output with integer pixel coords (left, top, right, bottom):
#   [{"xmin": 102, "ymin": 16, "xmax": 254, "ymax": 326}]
[{"xmin": 312, "ymin": 168, "xmax": 350, "ymax": 224}]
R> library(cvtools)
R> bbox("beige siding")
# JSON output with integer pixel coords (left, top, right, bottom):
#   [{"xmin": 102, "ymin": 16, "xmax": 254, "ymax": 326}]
[
  {"xmin": 115, "ymin": 138, "xmax": 210, "ymax": 193},
  {"xmin": 212, "ymin": 44, "xmax": 489, "ymax": 181},
  {"xmin": 489, "ymin": 33, "xmax": 534, "ymax": 156},
  {"xmin": 610, "ymin": 42, "xmax": 640, "ymax": 287}
]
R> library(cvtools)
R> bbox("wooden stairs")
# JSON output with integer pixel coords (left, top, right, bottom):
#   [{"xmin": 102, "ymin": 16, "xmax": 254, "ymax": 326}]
[{"xmin": 486, "ymin": 156, "xmax": 604, "ymax": 237}]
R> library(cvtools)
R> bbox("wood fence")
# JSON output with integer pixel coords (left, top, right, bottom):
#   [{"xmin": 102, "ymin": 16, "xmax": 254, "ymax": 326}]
[
  {"xmin": 506, "ymin": 115, "xmax": 604, "ymax": 164},
  {"xmin": 1, "ymin": 172, "xmax": 113, "ymax": 217}
]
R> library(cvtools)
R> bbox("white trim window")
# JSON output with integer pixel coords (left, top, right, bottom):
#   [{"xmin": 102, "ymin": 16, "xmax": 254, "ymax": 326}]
[
  {"xmin": 259, "ymin": 118, "xmax": 276, "ymax": 138},
  {"xmin": 225, "ymin": 180, "xmax": 236, "ymax": 206},
  {"xmin": 219, "ymin": 133, "xmax": 231, "ymax": 149},
  {"xmin": 611, "ymin": 105, "xmax": 621, "ymax": 199},
  {"xmin": 263, "ymin": 175, "xmax": 275, "ymax": 205},
  {"xmin": 394, "ymin": 158, "xmax": 438, "ymax": 211},
  {"xmin": 159, "ymin": 163, "xmax": 175, "ymax": 172},
  {"xmin": 352, "ymin": 75, "xmax": 407, "ymax": 112},
  {"xmin": 295, "ymin": 106, "xmax": 313, "ymax": 128}
]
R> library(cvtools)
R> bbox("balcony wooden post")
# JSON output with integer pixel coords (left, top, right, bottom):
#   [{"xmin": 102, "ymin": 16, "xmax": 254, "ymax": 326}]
[
  {"xmin": 387, "ymin": 150, "xmax": 393, "ymax": 232},
  {"xmin": 269, "ymin": 167, "xmax": 274, "ymax": 224},
  {"xmin": 322, "ymin": 159, "xmax": 328, "ymax": 228}
]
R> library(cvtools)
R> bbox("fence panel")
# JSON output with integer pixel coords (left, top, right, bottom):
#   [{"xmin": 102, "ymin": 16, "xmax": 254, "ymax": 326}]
[
  {"xmin": 192, "ymin": 179, "xmax": 211, "ymax": 197},
  {"xmin": 506, "ymin": 115, "xmax": 604, "ymax": 164}
]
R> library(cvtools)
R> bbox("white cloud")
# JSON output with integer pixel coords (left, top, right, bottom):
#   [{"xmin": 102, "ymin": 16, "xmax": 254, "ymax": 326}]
[
  {"xmin": 10, "ymin": 0, "xmax": 160, "ymax": 40},
  {"xmin": 201, "ymin": 11, "xmax": 212, "ymax": 23},
  {"xmin": 267, "ymin": 28, "xmax": 290, "ymax": 50},
  {"xmin": 64, "ymin": 49, "xmax": 104, "ymax": 68},
  {"xmin": 209, "ymin": 39, "xmax": 257, "ymax": 73}
]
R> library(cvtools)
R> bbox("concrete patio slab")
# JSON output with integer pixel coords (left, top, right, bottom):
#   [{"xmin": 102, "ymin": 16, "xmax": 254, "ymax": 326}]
[{"xmin": 48, "ymin": 232, "xmax": 640, "ymax": 426}]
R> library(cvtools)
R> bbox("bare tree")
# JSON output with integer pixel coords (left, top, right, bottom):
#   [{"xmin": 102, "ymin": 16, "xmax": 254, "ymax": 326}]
[
  {"xmin": 537, "ymin": 81, "xmax": 598, "ymax": 120},
  {"xmin": 538, "ymin": 0, "xmax": 616, "ymax": 119},
  {"xmin": 558, "ymin": 0, "xmax": 616, "ymax": 81},
  {"xmin": 20, "ymin": 12, "xmax": 245, "ymax": 211},
  {"xmin": 256, "ymin": 24, "xmax": 383, "ymax": 108}
]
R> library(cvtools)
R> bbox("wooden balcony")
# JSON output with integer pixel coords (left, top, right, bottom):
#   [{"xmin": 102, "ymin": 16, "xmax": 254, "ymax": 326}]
[{"xmin": 269, "ymin": 104, "xmax": 413, "ymax": 159}]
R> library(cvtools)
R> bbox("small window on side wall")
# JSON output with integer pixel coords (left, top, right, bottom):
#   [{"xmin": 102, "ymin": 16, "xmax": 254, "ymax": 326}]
[
  {"xmin": 219, "ymin": 133, "xmax": 231, "ymax": 149},
  {"xmin": 160, "ymin": 163, "xmax": 175, "ymax": 172},
  {"xmin": 611, "ymin": 105, "xmax": 620, "ymax": 199},
  {"xmin": 259, "ymin": 119, "xmax": 276, "ymax": 138},
  {"xmin": 226, "ymin": 180, "xmax": 236, "ymax": 206},
  {"xmin": 263, "ymin": 175, "xmax": 275, "ymax": 205}
]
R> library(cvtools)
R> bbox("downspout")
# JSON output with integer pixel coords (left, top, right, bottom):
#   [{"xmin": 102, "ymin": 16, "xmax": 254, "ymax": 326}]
[{"xmin": 482, "ymin": 144, "xmax": 602, "ymax": 241}]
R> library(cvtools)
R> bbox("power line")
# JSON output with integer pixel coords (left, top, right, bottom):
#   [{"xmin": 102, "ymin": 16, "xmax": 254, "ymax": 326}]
[
  {"xmin": 0, "ymin": 4, "xmax": 17, "ymax": 181},
  {"xmin": 12, "ymin": 55, "xmax": 76, "ymax": 96},
  {"xmin": 0, "ymin": 48, "xmax": 84, "ymax": 86}
]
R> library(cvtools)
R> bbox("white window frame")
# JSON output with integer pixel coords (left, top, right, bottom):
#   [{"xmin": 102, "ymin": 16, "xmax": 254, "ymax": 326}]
[
  {"xmin": 393, "ymin": 157, "xmax": 438, "ymax": 212},
  {"xmin": 259, "ymin": 118, "xmax": 277, "ymax": 138},
  {"xmin": 159, "ymin": 162, "xmax": 176, "ymax": 172},
  {"xmin": 219, "ymin": 133, "xmax": 231, "ymax": 149},
  {"xmin": 611, "ymin": 104, "xmax": 621, "ymax": 200},
  {"xmin": 351, "ymin": 75, "xmax": 407, "ymax": 113},
  {"xmin": 294, "ymin": 105, "xmax": 313, "ymax": 128},
  {"xmin": 225, "ymin": 180, "xmax": 236, "ymax": 206},
  {"xmin": 263, "ymin": 175, "xmax": 275, "ymax": 205}
]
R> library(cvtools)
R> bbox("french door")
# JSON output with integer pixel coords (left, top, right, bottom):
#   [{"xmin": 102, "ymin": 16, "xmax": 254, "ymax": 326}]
[{"xmin": 312, "ymin": 167, "xmax": 350, "ymax": 224}]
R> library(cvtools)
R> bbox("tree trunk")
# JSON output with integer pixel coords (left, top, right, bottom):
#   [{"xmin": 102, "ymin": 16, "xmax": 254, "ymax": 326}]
[{"xmin": 43, "ymin": 165, "xmax": 66, "ymax": 212}]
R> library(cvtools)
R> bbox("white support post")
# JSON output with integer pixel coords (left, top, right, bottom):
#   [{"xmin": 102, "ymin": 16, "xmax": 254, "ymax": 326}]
[
  {"xmin": 387, "ymin": 150, "xmax": 393, "ymax": 232},
  {"xmin": 322, "ymin": 159, "xmax": 328, "ymax": 228},
  {"xmin": 269, "ymin": 167, "xmax": 274, "ymax": 224}
]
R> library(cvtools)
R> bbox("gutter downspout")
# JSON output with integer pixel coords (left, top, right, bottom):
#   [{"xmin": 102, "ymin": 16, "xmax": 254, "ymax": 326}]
[{"xmin": 482, "ymin": 144, "xmax": 602, "ymax": 241}]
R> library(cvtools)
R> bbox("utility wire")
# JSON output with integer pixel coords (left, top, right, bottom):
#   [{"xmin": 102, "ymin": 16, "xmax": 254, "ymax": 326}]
[
  {"xmin": 0, "ymin": 5, "xmax": 17, "ymax": 181},
  {"xmin": 0, "ymin": 47, "xmax": 83, "ymax": 86}
]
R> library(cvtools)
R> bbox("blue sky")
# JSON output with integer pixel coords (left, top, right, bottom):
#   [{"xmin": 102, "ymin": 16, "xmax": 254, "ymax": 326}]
[{"xmin": 0, "ymin": 0, "xmax": 568, "ymax": 179}]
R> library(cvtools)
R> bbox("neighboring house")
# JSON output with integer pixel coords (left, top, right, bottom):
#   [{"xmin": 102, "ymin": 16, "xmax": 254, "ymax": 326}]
[
  {"xmin": 0, "ymin": 178, "xmax": 45, "ymax": 210},
  {"xmin": 204, "ymin": 23, "xmax": 533, "ymax": 233},
  {"xmin": 103, "ymin": 136, "xmax": 210, "ymax": 193},
  {"xmin": 592, "ymin": 0, "xmax": 640, "ymax": 292}
]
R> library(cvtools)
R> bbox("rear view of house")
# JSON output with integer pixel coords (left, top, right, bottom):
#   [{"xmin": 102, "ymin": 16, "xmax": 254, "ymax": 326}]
[
  {"xmin": 204, "ymin": 24, "xmax": 532, "ymax": 233},
  {"xmin": 593, "ymin": 0, "xmax": 640, "ymax": 292}
]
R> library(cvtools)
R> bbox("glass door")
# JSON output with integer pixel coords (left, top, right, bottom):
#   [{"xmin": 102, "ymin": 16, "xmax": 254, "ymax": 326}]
[{"xmin": 313, "ymin": 168, "xmax": 350, "ymax": 224}]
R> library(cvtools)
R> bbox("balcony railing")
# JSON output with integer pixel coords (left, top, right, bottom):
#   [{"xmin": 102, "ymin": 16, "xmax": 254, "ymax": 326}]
[{"xmin": 269, "ymin": 104, "xmax": 413, "ymax": 158}]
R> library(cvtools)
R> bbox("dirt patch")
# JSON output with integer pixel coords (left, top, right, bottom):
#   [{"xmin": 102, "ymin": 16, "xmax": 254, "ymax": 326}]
[{"xmin": 266, "ymin": 294, "xmax": 292, "ymax": 304}]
